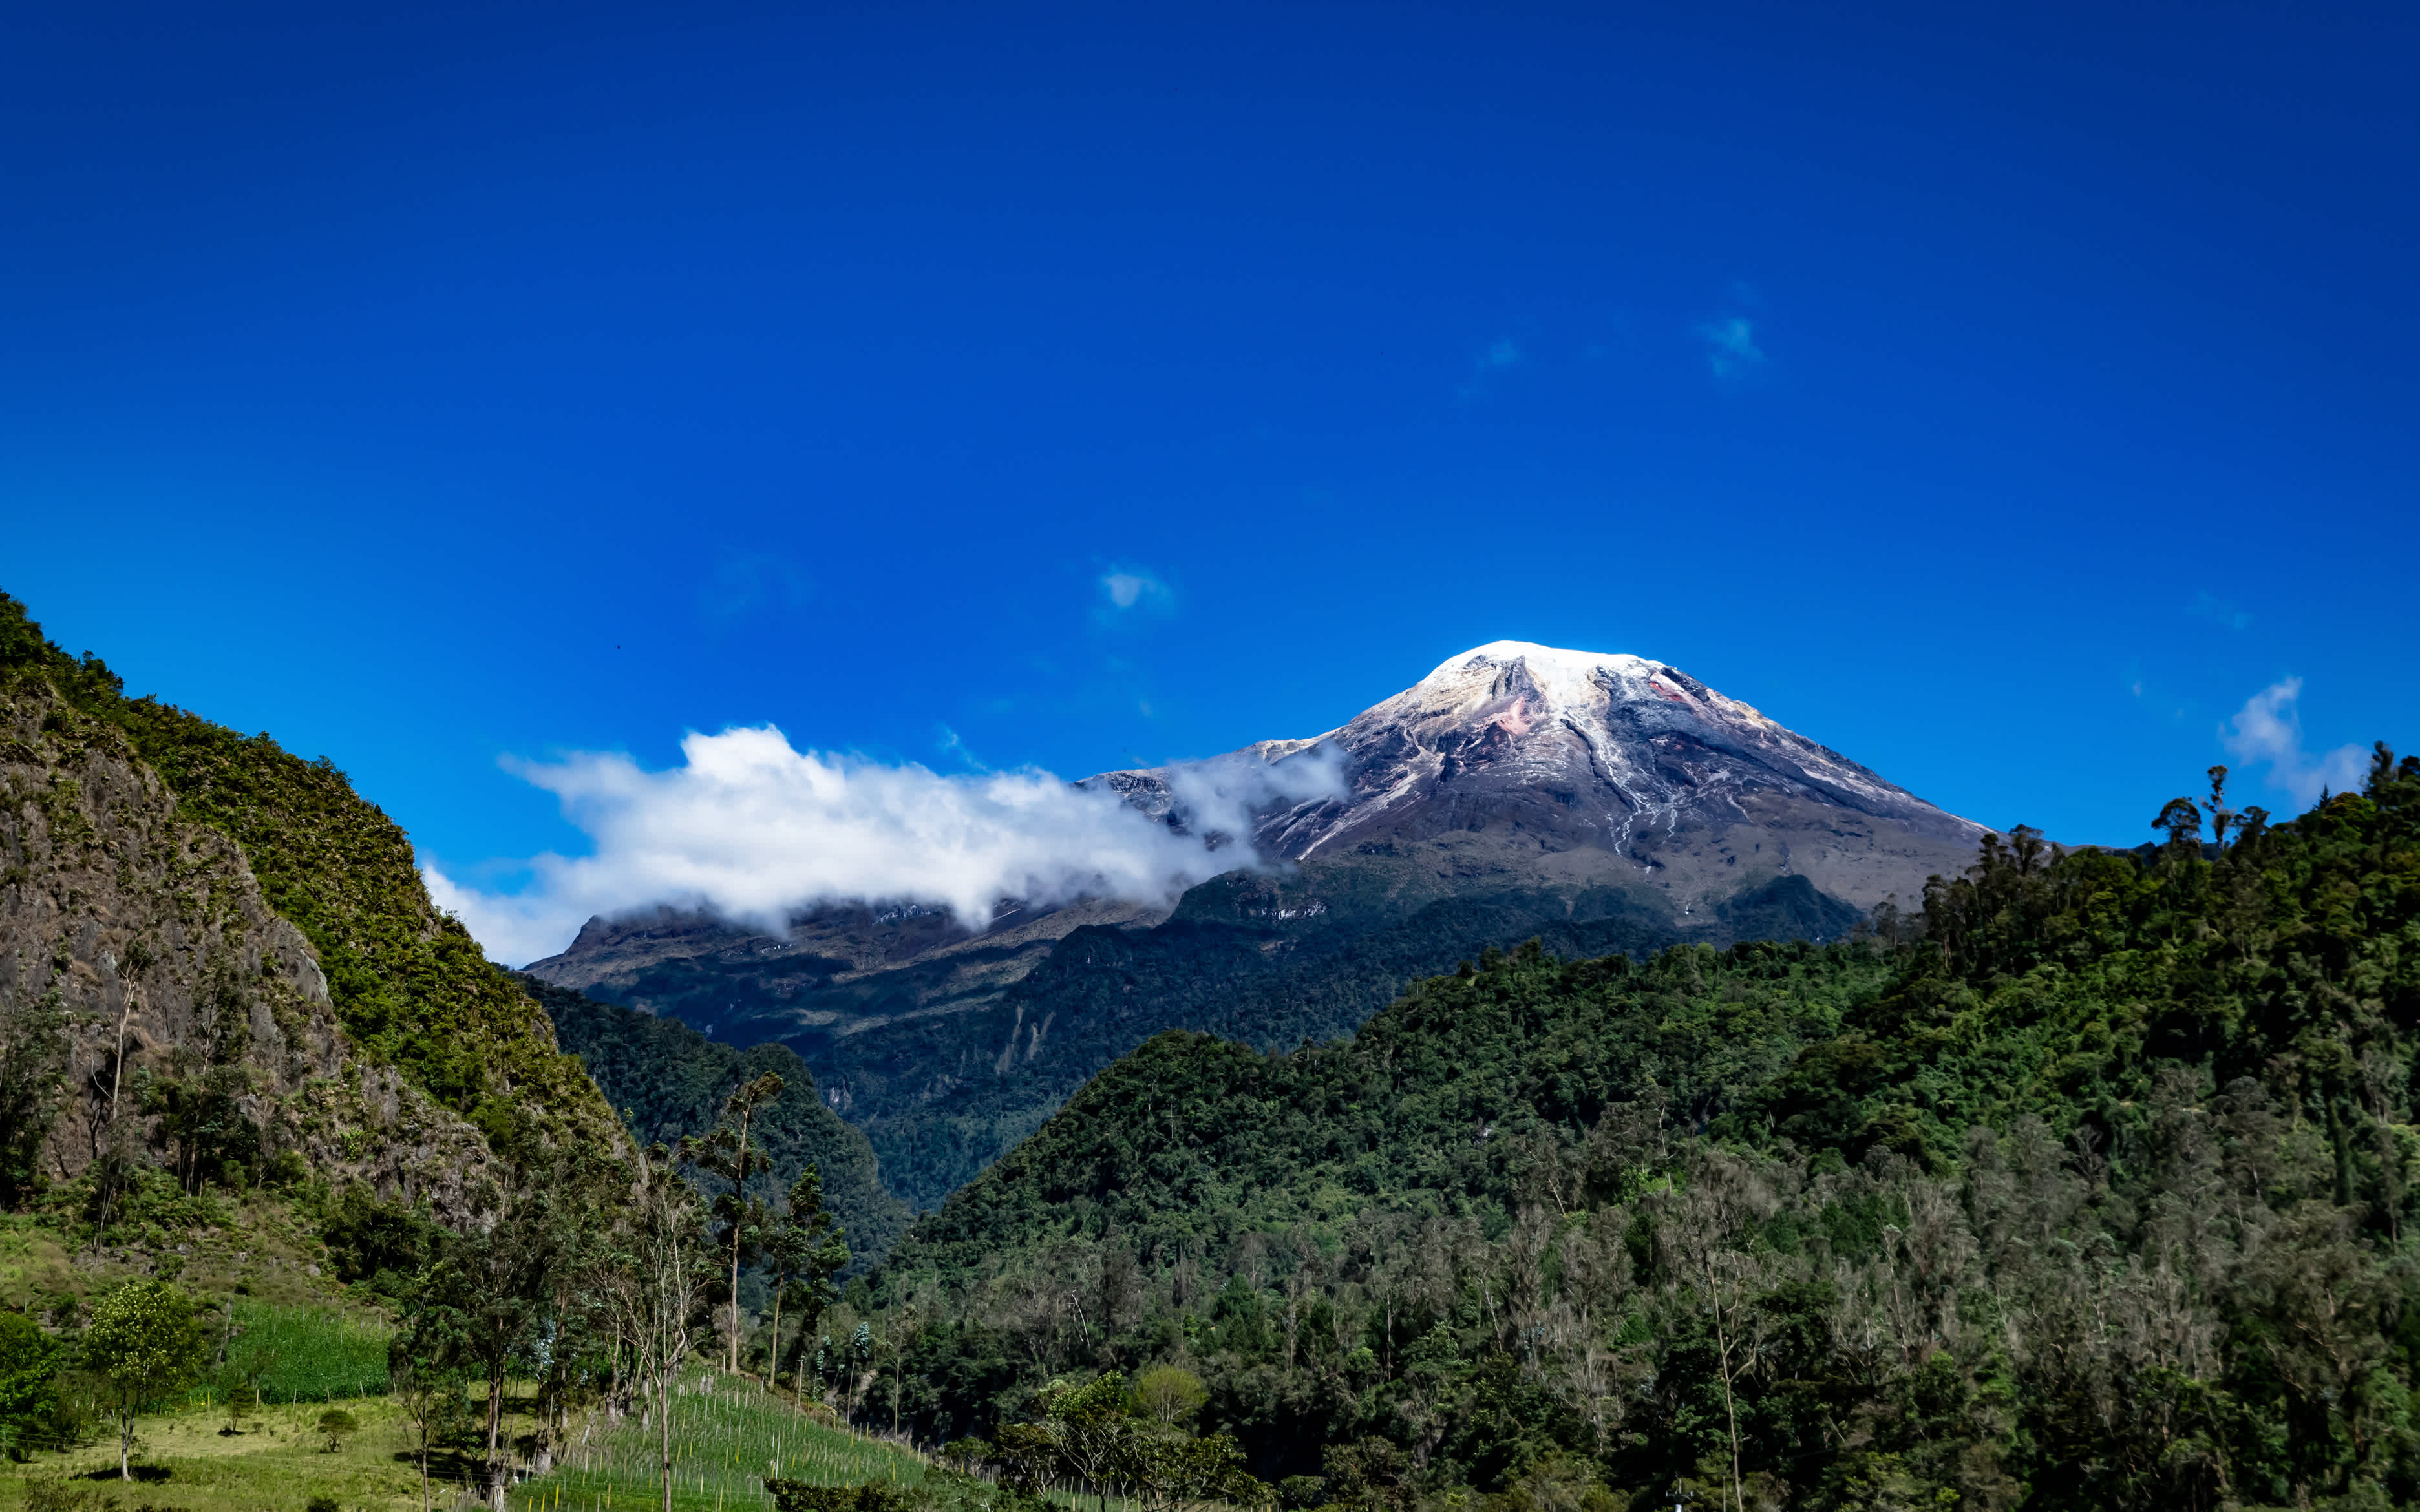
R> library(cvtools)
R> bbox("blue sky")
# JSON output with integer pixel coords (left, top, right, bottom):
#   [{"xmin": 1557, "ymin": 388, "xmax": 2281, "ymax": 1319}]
[{"xmin": 5, "ymin": 1, "xmax": 2415, "ymax": 954}]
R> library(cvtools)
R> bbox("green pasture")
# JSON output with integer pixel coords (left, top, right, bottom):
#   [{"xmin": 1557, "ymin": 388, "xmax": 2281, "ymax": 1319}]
[{"xmin": 0, "ymin": 1395, "xmax": 422, "ymax": 1512}]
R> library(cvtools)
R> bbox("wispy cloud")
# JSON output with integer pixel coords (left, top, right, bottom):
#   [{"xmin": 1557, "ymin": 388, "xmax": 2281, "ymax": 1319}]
[
  {"xmin": 421, "ymin": 727, "xmax": 1346, "ymax": 965},
  {"xmin": 2190, "ymin": 591, "xmax": 2253, "ymax": 631},
  {"xmin": 1099, "ymin": 567, "xmax": 1173, "ymax": 614},
  {"xmin": 2221, "ymin": 678, "xmax": 2366, "ymax": 808},
  {"xmin": 1696, "ymin": 316, "xmax": 1767, "ymax": 379},
  {"xmin": 1456, "ymin": 337, "xmax": 1524, "ymax": 400}
]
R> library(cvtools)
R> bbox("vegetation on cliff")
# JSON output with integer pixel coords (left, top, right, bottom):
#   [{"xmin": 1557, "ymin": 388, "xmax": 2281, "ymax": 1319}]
[{"xmin": 0, "ymin": 591, "xmax": 613, "ymax": 1160}]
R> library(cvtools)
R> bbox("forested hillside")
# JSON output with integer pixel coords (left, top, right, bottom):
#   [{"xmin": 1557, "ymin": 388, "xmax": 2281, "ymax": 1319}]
[
  {"xmin": 864, "ymin": 755, "xmax": 2420, "ymax": 1512},
  {"xmin": 564, "ymin": 872, "xmax": 1858, "ymax": 1213},
  {"xmin": 0, "ymin": 590, "xmax": 906, "ymax": 1507},
  {"xmin": 520, "ymin": 972, "xmax": 911, "ymax": 1266}
]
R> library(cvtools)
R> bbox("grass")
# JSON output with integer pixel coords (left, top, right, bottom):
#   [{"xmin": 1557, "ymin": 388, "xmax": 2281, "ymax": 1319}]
[
  {"xmin": 0, "ymin": 1394, "xmax": 423, "ymax": 1512},
  {"xmin": 517, "ymin": 1372, "xmax": 923, "ymax": 1512},
  {"xmin": 216, "ymin": 1301, "xmax": 392, "ymax": 1403},
  {"xmin": 1, "ymin": 1375, "xmax": 918, "ymax": 1512}
]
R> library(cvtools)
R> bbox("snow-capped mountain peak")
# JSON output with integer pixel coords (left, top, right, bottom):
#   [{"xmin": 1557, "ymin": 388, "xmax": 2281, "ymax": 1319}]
[{"xmin": 1109, "ymin": 640, "xmax": 1984, "ymax": 913}]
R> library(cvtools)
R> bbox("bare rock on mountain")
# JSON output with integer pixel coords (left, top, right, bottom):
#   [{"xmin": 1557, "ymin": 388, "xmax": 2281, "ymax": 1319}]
[
  {"xmin": 1100, "ymin": 641, "xmax": 1984, "ymax": 918},
  {"xmin": 0, "ymin": 678, "xmax": 498, "ymax": 1221}
]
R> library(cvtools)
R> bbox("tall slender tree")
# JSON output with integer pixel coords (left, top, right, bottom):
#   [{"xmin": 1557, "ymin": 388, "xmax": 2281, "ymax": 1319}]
[
  {"xmin": 689, "ymin": 1072, "xmax": 783, "ymax": 1374},
  {"xmin": 611, "ymin": 1142, "xmax": 712, "ymax": 1512},
  {"xmin": 761, "ymin": 1164, "xmax": 848, "ymax": 1392}
]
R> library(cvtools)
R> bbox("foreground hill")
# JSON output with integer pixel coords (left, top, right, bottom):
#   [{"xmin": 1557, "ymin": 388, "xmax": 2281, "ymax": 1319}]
[
  {"xmin": 0, "ymin": 590, "xmax": 895, "ymax": 1297},
  {"xmin": 533, "ymin": 643, "xmax": 1965, "ymax": 1208},
  {"xmin": 0, "ymin": 593, "xmax": 622, "ymax": 1227},
  {"xmin": 864, "ymin": 755, "xmax": 2420, "ymax": 1512}
]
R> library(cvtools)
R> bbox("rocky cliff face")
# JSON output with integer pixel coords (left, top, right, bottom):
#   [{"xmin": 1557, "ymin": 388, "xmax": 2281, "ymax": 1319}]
[{"xmin": 0, "ymin": 677, "xmax": 498, "ymax": 1221}]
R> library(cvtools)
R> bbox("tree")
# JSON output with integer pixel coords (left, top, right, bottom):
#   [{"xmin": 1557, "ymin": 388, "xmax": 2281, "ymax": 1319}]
[
  {"xmin": 1131, "ymin": 1431, "xmax": 1266, "ymax": 1512},
  {"xmin": 884, "ymin": 1301, "xmax": 922, "ymax": 1433},
  {"xmin": 2201, "ymin": 765, "xmax": 2236, "ymax": 848},
  {"xmin": 1038, "ymin": 1372, "xmax": 1138, "ymax": 1512},
  {"xmin": 763, "ymin": 1164, "xmax": 849, "ymax": 1394},
  {"xmin": 688, "ymin": 1071, "xmax": 784, "ymax": 1374},
  {"xmin": 139, "ymin": 1064, "xmax": 260, "ymax": 1197},
  {"xmin": 1652, "ymin": 1152, "xmax": 1781, "ymax": 1512},
  {"xmin": 220, "ymin": 1380, "xmax": 257, "ymax": 1436},
  {"xmin": 1130, "ymin": 1365, "xmax": 1206, "ymax": 1427},
  {"xmin": 317, "ymin": 1407, "xmax": 359, "ymax": 1452},
  {"xmin": 0, "ymin": 1310, "xmax": 65, "ymax": 1462},
  {"xmin": 416, "ymin": 1174, "xmax": 562, "ymax": 1509},
  {"xmin": 2153, "ymin": 796, "xmax": 2203, "ymax": 853},
  {"xmin": 82, "ymin": 1281, "xmax": 203, "ymax": 1479},
  {"xmin": 605, "ymin": 1142, "xmax": 713, "ymax": 1512},
  {"xmin": 391, "ymin": 1314, "xmax": 469, "ymax": 1512}
]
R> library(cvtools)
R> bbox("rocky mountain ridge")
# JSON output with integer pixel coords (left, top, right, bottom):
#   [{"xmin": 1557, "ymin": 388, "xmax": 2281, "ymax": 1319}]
[{"xmin": 0, "ymin": 674, "xmax": 502, "ymax": 1221}]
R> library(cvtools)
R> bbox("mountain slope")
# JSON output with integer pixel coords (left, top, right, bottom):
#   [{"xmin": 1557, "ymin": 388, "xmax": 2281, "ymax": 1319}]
[
  {"xmin": 1103, "ymin": 640, "xmax": 1984, "ymax": 916},
  {"xmin": 0, "ymin": 668, "xmax": 502, "ymax": 1219},
  {"xmin": 2, "ymin": 590, "xmax": 624, "ymax": 1248},
  {"xmin": 531, "ymin": 644, "xmax": 1966, "ymax": 1213},
  {"xmin": 860, "ymin": 755, "xmax": 2420, "ymax": 1511},
  {"xmin": 518, "ymin": 972, "xmax": 910, "ymax": 1266}
]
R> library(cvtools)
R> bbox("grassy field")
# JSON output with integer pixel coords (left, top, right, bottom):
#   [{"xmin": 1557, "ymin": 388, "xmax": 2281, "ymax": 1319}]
[
  {"xmin": 218, "ymin": 1300, "xmax": 392, "ymax": 1403},
  {"xmin": 517, "ymin": 1374, "xmax": 923, "ymax": 1512},
  {"xmin": 1, "ymin": 1394, "xmax": 425, "ymax": 1512},
  {"xmin": 0, "ymin": 1372, "xmax": 922, "ymax": 1512}
]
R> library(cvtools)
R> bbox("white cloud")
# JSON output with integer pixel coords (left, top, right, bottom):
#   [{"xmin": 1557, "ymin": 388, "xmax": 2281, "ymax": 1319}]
[
  {"xmin": 2221, "ymin": 678, "xmax": 2366, "ymax": 808},
  {"xmin": 421, "ymin": 726, "xmax": 1345, "ymax": 967},
  {"xmin": 423, "ymin": 865, "xmax": 579, "ymax": 972},
  {"xmin": 1697, "ymin": 316, "xmax": 1767, "ymax": 378},
  {"xmin": 1101, "ymin": 570, "xmax": 1171, "ymax": 612}
]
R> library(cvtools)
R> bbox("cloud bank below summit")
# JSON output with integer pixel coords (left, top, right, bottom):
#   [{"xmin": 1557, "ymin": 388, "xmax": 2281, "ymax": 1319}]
[{"xmin": 421, "ymin": 725, "xmax": 1344, "ymax": 967}]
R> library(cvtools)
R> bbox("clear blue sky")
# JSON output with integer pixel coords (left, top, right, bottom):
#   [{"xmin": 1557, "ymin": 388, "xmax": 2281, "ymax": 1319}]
[{"xmin": 6, "ymin": 1, "xmax": 2415, "ymax": 906}]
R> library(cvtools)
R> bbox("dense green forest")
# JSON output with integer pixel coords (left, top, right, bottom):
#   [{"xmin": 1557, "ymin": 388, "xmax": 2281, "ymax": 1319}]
[
  {"xmin": 853, "ymin": 755, "xmax": 2420, "ymax": 1512},
  {"xmin": 601, "ymin": 874, "xmax": 1858, "ymax": 1212}
]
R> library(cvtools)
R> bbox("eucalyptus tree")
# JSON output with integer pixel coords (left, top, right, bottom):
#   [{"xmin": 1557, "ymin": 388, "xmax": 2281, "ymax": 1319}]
[
  {"xmin": 688, "ymin": 1071, "xmax": 784, "ymax": 1373},
  {"xmin": 607, "ymin": 1141, "xmax": 714, "ymax": 1512},
  {"xmin": 762, "ymin": 1163, "xmax": 849, "ymax": 1392}
]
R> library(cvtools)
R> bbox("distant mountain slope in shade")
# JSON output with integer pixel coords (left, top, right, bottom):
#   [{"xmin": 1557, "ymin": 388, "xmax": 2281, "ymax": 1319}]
[
  {"xmin": 527, "ymin": 642, "xmax": 1978, "ymax": 1219},
  {"xmin": 515, "ymin": 974, "xmax": 909, "ymax": 1268}
]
